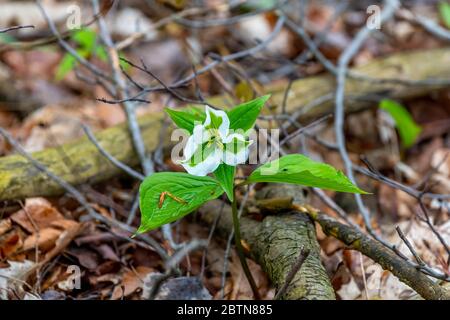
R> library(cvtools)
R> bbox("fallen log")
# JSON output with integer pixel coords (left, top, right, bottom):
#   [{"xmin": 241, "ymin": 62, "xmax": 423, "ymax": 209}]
[
  {"xmin": 0, "ymin": 114, "xmax": 163, "ymax": 200},
  {"xmin": 1, "ymin": 48, "xmax": 450, "ymax": 200},
  {"xmin": 199, "ymin": 187, "xmax": 336, "ymax": 300}
]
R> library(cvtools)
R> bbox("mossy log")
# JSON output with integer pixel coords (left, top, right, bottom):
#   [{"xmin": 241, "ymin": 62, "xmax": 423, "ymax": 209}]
[
  {"xmin": 0, "ymin": 114, "xmax": 163, "ymax": 200},
  {"xmin": 1, "ymin": 48, "xmax": 450, "ymax": 200},
  {"xmin": 199, "ymin": 199, "xmax": 336, "ymax": 300}
]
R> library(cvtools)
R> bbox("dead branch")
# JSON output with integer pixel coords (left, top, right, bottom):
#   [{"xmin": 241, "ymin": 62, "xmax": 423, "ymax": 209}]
[{"xmin": 304, "ymin": 209, "xmax": 450, "ymax": 300}]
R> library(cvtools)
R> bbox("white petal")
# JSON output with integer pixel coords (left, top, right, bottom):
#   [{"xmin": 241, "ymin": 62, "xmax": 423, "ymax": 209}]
[
  {"xmin": 222, "ymin": 148, "xmax": 250, "ymax": 166},
  {"xmin": 222, "ymin": 133, "xmax": 247, "ymax": 144},
  {"xmin": 204, "ymin": 106, "xmax": 230, "ymax": 139},
  {"xmin": 222, "ymin": 138, "xmax": 253, "ymax": 166},
  {"xmin": 182, "ymin": 124, "xmax": 210, "ymax": 161},
  {"xmin": 181, "ymin": 148, "xmax": 222, "ymax": 176}
]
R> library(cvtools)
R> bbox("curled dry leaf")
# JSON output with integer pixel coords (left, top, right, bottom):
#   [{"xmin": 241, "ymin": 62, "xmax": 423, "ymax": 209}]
[
  {"xmin": 11, "ymin": 198, "xmax": 80, "ymax": 254},
  {"xmin": 111, "ymin": 266, "xmax": 154, "ymax": 300},
  {"xmin": 0, "ymin": 230, "xmax": 23, "ymax": 259},
  {"xmin": 22, "ymin": 227, "xmax": 61, "ymax": 252},
  {"xmin": 10, "ymin": 198, "xmax": 64, "ymax": 233}
]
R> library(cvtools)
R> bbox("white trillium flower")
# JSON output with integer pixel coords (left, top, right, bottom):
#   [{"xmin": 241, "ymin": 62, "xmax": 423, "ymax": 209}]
[{"xmin": 180, "ymin": 106, "xmax": 253, "ymax": 176}]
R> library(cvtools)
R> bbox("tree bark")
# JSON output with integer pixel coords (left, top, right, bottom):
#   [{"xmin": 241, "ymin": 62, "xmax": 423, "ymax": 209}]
[
  {"xmin": 1, "ymin": 48, "xmax": 450, "ymax": 199},
  {"xmin": 199, "ymin": 199, "xmax": 336, "ymax": 300}
]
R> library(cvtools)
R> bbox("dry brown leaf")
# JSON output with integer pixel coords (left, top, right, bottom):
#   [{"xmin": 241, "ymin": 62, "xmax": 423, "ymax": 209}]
[
  {"xmin": 22, "ymin": 227, "xmax": 61, "ymax": 252},
  {"xmin": 70, "ymin": 248, "xmax": 101, "ymax": 271},
  {"xmin": 364, "ymin": 264, "xmax": 415, "ymax": 300},
  {"xmin": 393, "ymin": 219, "xmax": 450, "ymax": 273},
  {"xmin": 41, "ymin": 265, "xmax": 66, "ymax": 291},
  {"xmin": 0, "ymin": 230, "xmax": 23, "ymax": 259},
  {"xmin": 0, "ymin": 219, "xmax": 12, "ymax": 236},
  {"xmin": 226, "ymin": 251, "xmax": 271, "ymax": 300},
  {"xmin": 111, "ymin": 266, "xmax": 154, "ymax": 300},
  {"xmin": 50, "ymin": 219, "xmax": 79, "ymax": 231},
  {"xmin": 93, "ymin": 244, "xmax": 120, "ymax": 262},
  {"xmin": 10, "ymin": 198, "xmax": 65, "ymax": 233}
]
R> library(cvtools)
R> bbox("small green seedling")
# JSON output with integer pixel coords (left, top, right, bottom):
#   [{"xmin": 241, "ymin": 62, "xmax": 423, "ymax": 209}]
[
  {"xmin": 379, "ymin": 99, "xmax": 422, "ymax": 149},
  {"xmin": 55, "ymin": 28, "xmax": 128, "ymax": 80},
  {"xmin": 439, "ymin": 1, "xmax": 450, "ymax": 29}
]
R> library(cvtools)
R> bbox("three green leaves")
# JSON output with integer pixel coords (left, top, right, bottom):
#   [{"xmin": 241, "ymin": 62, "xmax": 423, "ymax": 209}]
[{"xmin": 138, "ymin": 96, "xmax": 366, "ymax": 233}]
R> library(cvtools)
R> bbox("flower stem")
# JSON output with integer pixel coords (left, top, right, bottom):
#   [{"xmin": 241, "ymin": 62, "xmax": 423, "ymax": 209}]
[{"xmin": 231, "ymin": 187, "xmax": 261, "ymax": 300}]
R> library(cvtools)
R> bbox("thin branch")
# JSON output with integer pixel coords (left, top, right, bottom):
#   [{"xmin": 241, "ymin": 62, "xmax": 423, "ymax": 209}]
[
  {"xmin": 396, "ymin": 226, "xmax": 426, "ymax": 267},
  {"xmin": 279, "ymin": 114, "xmax": 332, "ymax": 146},
  {"xmin": 81, "ymin": 124, "xmax": 145, "ymax": 181},
  {"xmin": 397, "ymin": 8, "xmax": 450, "ymax": 42},
  {"xmin": 91, "ymin": 0, "xmax": 154, "ymax": 176},
  {"xmin": 305, "ymin": 209, "xmax": 450, "ymax": 300},
  {"xmin": 334, "ymin": 0, "xmax": 399, "ymax": 247},
  {"xmin": 0, "ymin": 25, "xmax": 34, "ymax": 33},
  {"xmin": 274, "ymin": 248, "xmax": 310, "ymax": 300}
]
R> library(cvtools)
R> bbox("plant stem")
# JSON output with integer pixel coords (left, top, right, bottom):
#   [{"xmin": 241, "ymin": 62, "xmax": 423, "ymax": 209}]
[{"xmin": 231, "ymin": 187, "xmax": 261, "ymax": 300}]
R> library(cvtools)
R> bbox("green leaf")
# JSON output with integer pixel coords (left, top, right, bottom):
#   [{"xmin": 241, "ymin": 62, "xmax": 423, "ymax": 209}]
[
  {"xmin": 138, "ymin": 172, "xmax": 224, "ymax": 233},
  {"xmin": 214, "ymin": 164, "xmax": 235, "ymax": 201},
  {"xmin": 55, "ymin": 53, "xmax": 77, "ymax": 81},
  {"xmin": 95, "ymin": 46, "xmax": 108, "ymax": 61},
  {"xmin": 439, "ymin": 1, "xmax": 450, "ymax": 29},
  {"xmin": 165, "ymin": 108, "xmax": 205, "ymax": 133},
  {"xmin": 73, "ymin": 28, "xmax": 97, "ymax": 51},
  {"xmin": 247, "ymin": 154, "xmax": 368, "ymax": 194},
  {"xmin": 186, "ymin": 106, "xmax": 206, "ymax": 118},
  {"xmin": 379, "ymin": 99, "xmax": 422, "ymax": 148},
  {"xmin": 227, "ymin": 95, "xmax": 270, "ymax": 131},
  {"xmin": 55, "ymin": 48, "xmax": 90, "ymax": 80}
]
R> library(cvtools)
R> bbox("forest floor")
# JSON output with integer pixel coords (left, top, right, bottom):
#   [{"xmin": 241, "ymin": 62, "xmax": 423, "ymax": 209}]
[{"xmin": 0, "ymin": 0, "xmax": 449, "ymax": 300}]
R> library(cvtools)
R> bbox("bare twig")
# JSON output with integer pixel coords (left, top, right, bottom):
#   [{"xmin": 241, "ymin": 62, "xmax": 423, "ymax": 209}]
[
  {"xmin": 146, "ymin": 239, "xmax": 207, "ymax": 300},
  {"xmin": 396, "ymin": 226, "xmax": 426, "ymax": 267},
  {"xmin": 82, "ymin": 124, "xmax": 145, "ymax": 181},
  {"xmin": 273, "ymin": 248, "xmax": 310, "ymax": 300},
  {"xmin": 91, "ymin": 0, "xmax": 154, "ymax": 176},
  {"xmin": 334, "ymin": 0, "xmax": 399, "ymax": 245},
  {"xmin": 307, "ymin": 209, "xmax": 450, "ymax": 300},
  {"xmin": 119, "ymin": 57, "xmax": 215, "ymax": 107},
  {"xmin": 279, "ymin": 114, "xmax": 332, "ymax": 146},
  {"xmin": 0, "ymin": 25, "xmax": 34, "ymax": 33},
  {"xmin": 397, "ymin": 8, "xmax": 450, "ymax": 42}
]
